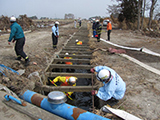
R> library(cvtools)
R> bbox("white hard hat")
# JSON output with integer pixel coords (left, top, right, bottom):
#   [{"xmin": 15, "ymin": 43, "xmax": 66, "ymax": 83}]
[
  {"xmin": 97, "ymin": 69, "xmax": 111, "ymax": 82},
  {"xmin": 10, "ymin": 17, "xmax": 16, "ymax": 22},
  {"xmin": 55, "ymin": 21, "xmax": 59, "ymax": 25},
  {"xmin": 96, "ymin": 20, "xmax": 99, "ymax": 22},
  {"xmin": 76, "ymin": 39, "xmax": 79, "ymax": 42},
  {"xmin": 106, "ymin": 19, "xmax": 110, "ymax": 22},
  {"xmin": 69, "ymin": 77, "xmax": 77, "ymax": 85},
  {"xmin": 65, "ymin": 53, "xmax": 69, "ymax": 55}
]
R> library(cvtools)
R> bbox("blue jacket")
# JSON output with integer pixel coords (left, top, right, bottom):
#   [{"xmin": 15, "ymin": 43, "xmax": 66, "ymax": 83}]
[
  {"xmin": 8, "ymin": 22, "xmax": 24, "ymax": 42},
  {"xmin": 94, "ymin": 66, "xmax": 126, "ymax": 101},
  {"xmin": 52, "ymin": 25, "xmax": 59, "ymax": 36}
]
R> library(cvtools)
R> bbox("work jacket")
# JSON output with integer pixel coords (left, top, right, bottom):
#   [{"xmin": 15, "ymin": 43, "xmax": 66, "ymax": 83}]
[
  {"xmin": 53, "ymin": 76, "xmax": 77, "ymax": 96},
  {"xmin": 94, "ymin": 66, "xmax": 126, "ymax": 101},
  {"xmin": 64, "ymin": 57, "xmax": 73, "ymax": 65},
  {"xmin": 92, "ymin": 22, "xmax": 96, "ymax": 30},
  {"xmin": 96, "ymin": 23, "xmax": 102, "ymax": 34},
  {"xmin": 52, "ymin": 25, "xmax": 59, "ymax": 36},
  {"xmin": 107, "ymin": 22, "xmax": 112, "ymax": 31},
  {"xmin": 8, "ymin": 22, "xmax": 24, "ymax": 42}
]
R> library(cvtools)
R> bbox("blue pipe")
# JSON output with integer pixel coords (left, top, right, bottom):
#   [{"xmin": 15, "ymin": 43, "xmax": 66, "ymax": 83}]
[
  {"xmin": 4, "ymin": 94, "xmax": 26, "ymax": 106},
  {"xmin": 20, "ymin": 90, "xmax": 110, "ymax": 120}
]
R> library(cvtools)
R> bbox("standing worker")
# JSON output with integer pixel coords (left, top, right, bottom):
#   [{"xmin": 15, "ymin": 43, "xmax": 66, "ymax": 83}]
[
  {"xmin": 92, "ymin": 19, "xmax": 96, "ymax": 38},
  {"xmin": 8, "ymin": 16, "xmax": 30, "ymax": 66},
  {"xmin": 106, "ymin": 19, "xmax": 112, "ymax": 41},
  {"xmin": 95, "ymin": 20, "xmax": 102, "ymax": 42},
  {"xmin": 90, "ymin": 65, "xmax": 126, "ymax": 108},
  {"xmin": 78, "ymin": 19, "xmax": 81, "ymax": 27},
  {"xmin": 50, "ymin": 76, "xmax": 78, "ymax": 99},
  {"xmin": 74, "ymin": 20, "xmax": 77, "ymax": 28},
  {"xmin": 52, "ymin": 21, "xmax": 59, "ymax": 49}
]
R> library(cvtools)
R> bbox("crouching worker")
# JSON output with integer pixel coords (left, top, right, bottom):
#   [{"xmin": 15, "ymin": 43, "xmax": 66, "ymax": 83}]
[
  {"xmin": 75, "ymin": 39, "xmax": 82, "ymax": 45},
  {"xmin": 50, "ymin": 76, "xmax": 78, "ymax": 100},
  {"xmin": 90, "ymin": 66, "xmax": 126, "ymax": 108}
]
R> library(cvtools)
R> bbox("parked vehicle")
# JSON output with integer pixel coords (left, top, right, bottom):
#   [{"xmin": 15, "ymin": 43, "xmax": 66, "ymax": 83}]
[{"xmin": 103, "ymin": 20, "xmax": 108, "ymax": 26}]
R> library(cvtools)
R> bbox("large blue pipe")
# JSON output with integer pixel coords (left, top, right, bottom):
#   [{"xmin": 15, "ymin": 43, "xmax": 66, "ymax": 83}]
[{"xmin": 20, "ymin": 90, "xmax": 110, "ymax": 120}]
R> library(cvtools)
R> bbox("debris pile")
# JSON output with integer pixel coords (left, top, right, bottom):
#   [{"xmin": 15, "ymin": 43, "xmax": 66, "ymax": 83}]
[{"xmin": 0, "ymin": 14, "xmax": 36, "ymax": 33}]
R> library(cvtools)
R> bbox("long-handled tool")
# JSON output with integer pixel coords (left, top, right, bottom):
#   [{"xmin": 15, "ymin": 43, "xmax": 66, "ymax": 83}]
[
  {"xmin": 49, "ymin": 79, "xmax": 73, "ymax": 101},
  {"xmin": 91, "ymin": 74, "xmax": 95, "ymax": 113}
]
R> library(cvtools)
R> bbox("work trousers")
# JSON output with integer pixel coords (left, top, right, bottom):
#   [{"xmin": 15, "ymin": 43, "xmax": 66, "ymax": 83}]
[
  {"xmin": 52, "ymin": 33, "xmax": 58, "ymax": 48},
  {"xmin": 15, "ymin": 37, "xmax": 27, "ymax": 59},
  {"xmin": 107, "ymin": 30, "xmax": 111, "ymax": 41},
  {"xmin": 97, "ymin": 34, "xmax": 101, "ymax": 42},
  {"xmin": 94, "ymin": 96, "xmax": 119, "ymax": 109}
]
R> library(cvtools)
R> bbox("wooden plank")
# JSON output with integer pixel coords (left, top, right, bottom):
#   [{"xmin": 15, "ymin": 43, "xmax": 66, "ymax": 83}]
[
  {"xmin": 49, "ymin": 64, "xmax": 93, "ymax": 69},
  {"xmin": 4, "ymin": 101, "xmax": 40, "ymax": 120},
  {"xmin": 62, "ymin": 48, "xmax": 91, "ymax": 51},
  {"xmin": 35, "ymin": 83, "xmax": 98, "ymax": 92},
  {"xmin": 64, "ymin": 46, "xmax": 89, "ymax": 48},
  {"xmin": 59, "ymin": 54, "xmax": 92, "ymax": 59},
  {"xmin": 45, "ymin": 72, "xmax": 93, "ymax": 78},
  {"xmin": 53, "ymin": 58, "xmax": 90, "ymax": 63},
  {"xmin": 60, "ymin": 51, "xmax": 92, "ymax": 54}
]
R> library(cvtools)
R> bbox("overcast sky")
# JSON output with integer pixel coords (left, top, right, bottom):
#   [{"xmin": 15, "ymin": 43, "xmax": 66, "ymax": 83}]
[{"xmin": 0, "ymin": 0, "xmax": 117, "ymax": 19}]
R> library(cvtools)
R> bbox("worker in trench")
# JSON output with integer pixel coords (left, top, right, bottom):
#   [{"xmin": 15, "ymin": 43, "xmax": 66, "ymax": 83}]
[
  {"xmin": 75, "ymin": 39, "xmax": 82, "ymax": 45},
  {"xmin": 8, "ymin": 17, "xmax": 30, "ymax": 66},
  {"xmin": 50, "ymin": 76, "xmax": 78, "ymax": 100},
  {"xmin": 90, "ymin": 65, "xmax": 126, "ymax": 108},
  {"xmin": 63, "ymin": 53, "xmax": 75, "ymax": 72}
]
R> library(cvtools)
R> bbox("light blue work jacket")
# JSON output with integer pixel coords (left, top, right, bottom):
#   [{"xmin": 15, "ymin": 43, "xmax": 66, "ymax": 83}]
[
  {"xmin": 52, "ymin": 25, "xmax": 59, "ymax": 36},
  {"xmin": 94, "ymin": 66, "xmax": 126, "ymax": 101}
]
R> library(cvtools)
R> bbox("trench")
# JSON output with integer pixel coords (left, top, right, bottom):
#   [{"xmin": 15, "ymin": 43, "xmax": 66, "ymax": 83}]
[{"xmin": 43, "ymin": 23, "xmax": 97, "ymax": 111}]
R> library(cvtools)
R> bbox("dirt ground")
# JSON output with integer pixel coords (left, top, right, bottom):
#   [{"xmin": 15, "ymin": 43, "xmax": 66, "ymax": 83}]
[{"xmin": 0, "ymin": 21, "xmax": 160, "ymax": 120}]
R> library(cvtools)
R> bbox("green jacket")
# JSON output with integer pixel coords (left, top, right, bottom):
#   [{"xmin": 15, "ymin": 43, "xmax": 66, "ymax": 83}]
[{"xmin": 8, "ymin": 22, "xmax": 24, "ymax": 42}]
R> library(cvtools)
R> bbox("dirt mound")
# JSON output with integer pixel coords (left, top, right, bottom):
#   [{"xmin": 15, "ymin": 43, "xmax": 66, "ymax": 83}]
[{"xmin": 0, "ymin": 15, "xmax": 35, "ymax": 33}]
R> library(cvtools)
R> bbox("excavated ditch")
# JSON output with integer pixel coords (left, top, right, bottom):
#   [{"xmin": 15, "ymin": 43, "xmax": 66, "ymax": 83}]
[{"xmin": 44, "ymin": 24, "xmax": 96, "ymax": 111}]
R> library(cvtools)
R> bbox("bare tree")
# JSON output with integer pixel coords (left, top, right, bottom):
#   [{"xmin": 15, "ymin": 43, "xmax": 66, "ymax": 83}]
[
  {"xmin": 141, "ymin": 0, "xmax": 146, "ymax": 30},
  {"xmin": 137, "ymin": 0, "xmax": 142, "ymax": 30},
  {"xmin": 148, "ymin": 0, "xmax": 157, "ymax": 28}
]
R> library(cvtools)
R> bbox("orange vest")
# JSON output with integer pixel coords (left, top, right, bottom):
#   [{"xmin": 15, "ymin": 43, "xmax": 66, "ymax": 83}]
[
  {"xmin": 64, "ymin": 57, "xmax": 73, "ymax": 65},
  {"xmin": 107, "ymin": 22, "xmax": 112, "ymax": 30},
  {"xmin": 61, "ymin": 76, "xmax": 71, "ymax": 86}
]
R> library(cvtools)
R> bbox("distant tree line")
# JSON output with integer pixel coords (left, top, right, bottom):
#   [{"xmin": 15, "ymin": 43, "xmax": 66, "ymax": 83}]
[{"xmin": 107, "ymin": 0, "xmax": 159, "ymax": 30}]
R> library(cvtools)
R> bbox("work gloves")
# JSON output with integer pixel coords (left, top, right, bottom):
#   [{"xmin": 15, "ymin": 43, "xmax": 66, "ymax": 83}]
[
  {"xmin": 90, "ymin": 68, "xmax": 95, "ymax": 73},
  {"xmin": 91, "ymin": 90, "xmax": 97, "ymax": 95}
]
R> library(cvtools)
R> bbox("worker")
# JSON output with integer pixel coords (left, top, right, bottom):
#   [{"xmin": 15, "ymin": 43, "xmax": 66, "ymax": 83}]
[
  {"xmin": 95, "ymin": 20, "xmax": 102, "ymax": 42},
  {"xmin": 92, "ymin": 19, "xmax": 96, "ymax": 38},
  {"xmin": 74, "ymin": 20, "xmax": 77, "ymax": 28},
  {"xmin": 75, "ymin": 39, "xmax": 82, "ymax": 45},
  {"xmin": 8, "ymin": 16, "xmax": 30, "ymax": 66},
  {"xmin": 50, "ymin": 76, "xmax": 77, "ymax": 98},
  {"xmin": 64, "ymin": 53, "xmax": 73, "ymax": 65},
  {"xmin": 52, "ymin": 21, "xmax": 59, "ymax": 49},
  {"xmin": 106, "ymin": 19, "xmax": 112, "ymax": 41},
  {"xmin": 78, "ymin": 19, "xmax": 81, "ymax": 27},
  {"xmin": 90, "ymin": 65, "xmax": 126, "ymax": 108},
  {"xmin": 63, "ymin": 53, "xmax": 75, "ymax": 72}
]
